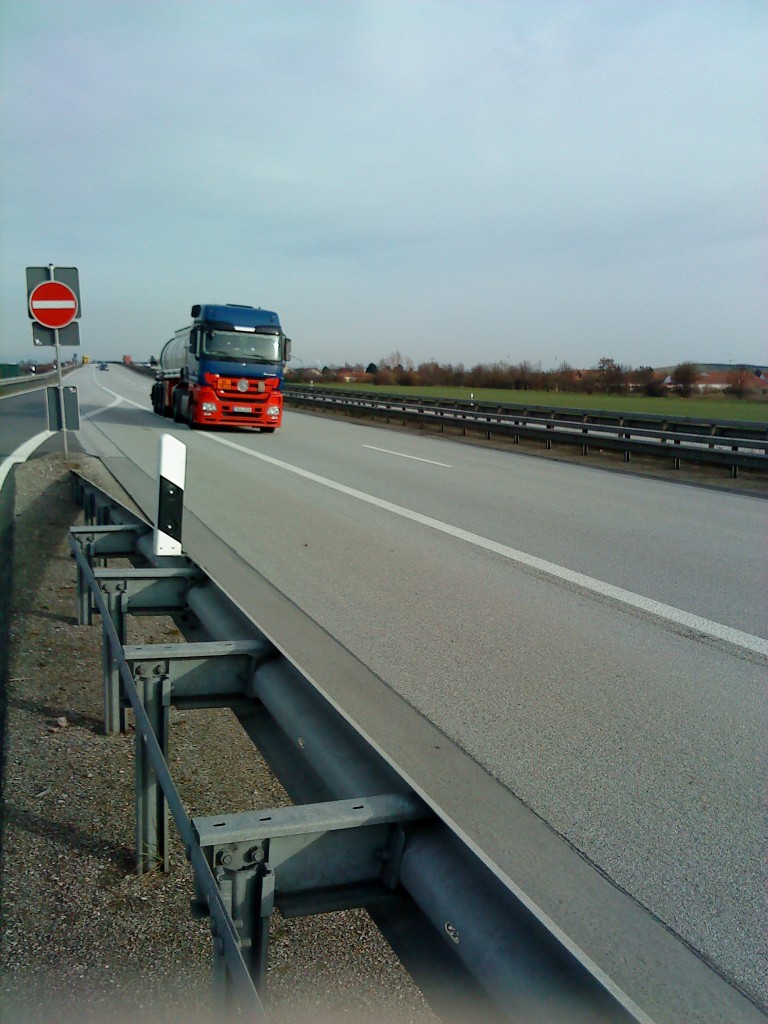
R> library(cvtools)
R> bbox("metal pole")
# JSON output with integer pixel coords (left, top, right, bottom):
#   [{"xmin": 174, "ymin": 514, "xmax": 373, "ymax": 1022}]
[
  {"xmin": 48, "ymin": 264, "xmax": 70, "ymax": 464},
  {"xmin": 134, "ymin": 669, "xmax": 170, "ymax": 873}
]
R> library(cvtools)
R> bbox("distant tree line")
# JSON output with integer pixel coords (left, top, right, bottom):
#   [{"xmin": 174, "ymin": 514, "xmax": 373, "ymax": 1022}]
[{"xmin": 290, "ymin": 353, "xmax": 764, "ymax": 399}]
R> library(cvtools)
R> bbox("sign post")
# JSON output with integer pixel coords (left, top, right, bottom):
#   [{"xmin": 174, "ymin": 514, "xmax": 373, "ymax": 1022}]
[{"xmin": 26, "ymin": 265, "xmax": 82, "ymax": 463}]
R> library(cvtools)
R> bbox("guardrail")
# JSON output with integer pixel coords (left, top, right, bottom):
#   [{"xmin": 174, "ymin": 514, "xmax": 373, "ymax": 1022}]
[
  {"xmin": 69, "ymin": 471, "xmax": 649, "ymax": 1024},
  {"xmin": 0, "ymin": 367, "xmax": 76, "ymax": 395},
  {"xmin": 284, "ymin": 388, "xmax": 768, "ymax": 478},
  {"xmin": 123, "ymin": 362, "xmax": 156, "ymax": 377}
]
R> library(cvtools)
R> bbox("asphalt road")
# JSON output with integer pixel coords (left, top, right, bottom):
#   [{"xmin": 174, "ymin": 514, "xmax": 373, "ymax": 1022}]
[
  {"xmin": 0, "ymin": 385, "xmax": 49, "ymax": 458},
  {"xmin": 7, "ymin": 365, "xmax": 767, "ymax": 1020}
]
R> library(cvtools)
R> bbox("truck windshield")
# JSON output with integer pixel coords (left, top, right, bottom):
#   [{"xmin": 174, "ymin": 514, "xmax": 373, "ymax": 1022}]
[{"xmin": 203, "ymin": 330, "xmax": 281, "ymax": 363}]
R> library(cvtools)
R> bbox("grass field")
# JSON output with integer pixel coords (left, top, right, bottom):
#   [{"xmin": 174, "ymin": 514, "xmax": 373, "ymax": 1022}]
[{"xmin": 295, "ymin": 383, "xmax": 768, "ymax": 423}]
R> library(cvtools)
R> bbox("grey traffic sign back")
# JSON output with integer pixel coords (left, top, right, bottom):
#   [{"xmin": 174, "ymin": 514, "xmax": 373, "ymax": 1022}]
[
  {"xmin": 33, "ymin": 321, "xmax": 80, "ymax": 347},
  {"xmin": 46, "ymin": 385, "xmax": 80, "ymax": 430}
]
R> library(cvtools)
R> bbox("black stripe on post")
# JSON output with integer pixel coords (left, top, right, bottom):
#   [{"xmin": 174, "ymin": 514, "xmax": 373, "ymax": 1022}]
[{"xmin": 157, "ymin": 475, "xmax": 184, "ymax": 543}]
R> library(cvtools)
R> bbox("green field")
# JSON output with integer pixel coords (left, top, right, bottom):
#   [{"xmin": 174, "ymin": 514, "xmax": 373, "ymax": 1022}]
[{"xmin": 297, "ymin": 383, "xmax": 768, "ymax": 423}]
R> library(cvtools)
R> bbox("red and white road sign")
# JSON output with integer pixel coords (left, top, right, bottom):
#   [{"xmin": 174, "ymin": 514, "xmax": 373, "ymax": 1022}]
[{"xmin": 28, "ymin": 280, "xmax": 78, "ymax": 329}]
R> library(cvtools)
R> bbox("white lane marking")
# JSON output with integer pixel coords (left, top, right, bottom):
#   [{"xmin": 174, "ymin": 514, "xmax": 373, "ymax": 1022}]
[
  {"xmin": 0, "ymin": 430, "xmax": 55, "ymax": 490},
  {"xmin": 93, "ymin": 383, "xmax": 147, "ymax": 410},
  {"xmin": 83, "ymin": 395, "xmax": 123, "ymax": 420},
  {"xmin": 362, "ymin": 444, "xmax": 451, "ymax": 467},
  {"xmin": 201, "ymin": 434, "xmax": 767, "ymax": 657}
]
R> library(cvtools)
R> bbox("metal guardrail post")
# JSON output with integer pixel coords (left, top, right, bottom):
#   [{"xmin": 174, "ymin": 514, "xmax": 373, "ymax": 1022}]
[
  {"xmin": 211, "ymin": 855, "xmax": 271, "ymax": 995},
  {"xmin": 80, "ymin": 487, "xmax": 120, "ymax": 527},
  {"xmin": 133, "ymin": 661, "xmax": 171, "ymax": 873},
  {"xmin": 122, "ymin": 640, "xmax": 265, "ymax": 875},
  {"xmin": 99, "ymin": 580, "xmax": 128, "ymax": 733},
  {"xmin": 211, "ymin": 926, "xmax": 228, "ymax": 1003},
  {"xmin": 94, "ymin": 567, "xmax": 201, "ymax": 734},
  {"xmin": 194, "ymin": 794, "xmax": 430, "ymax": 996},
  {"xmin": 74, "ymin": 539, "xmax": 93, "ymax": 626},
  {"xmin": 71, "ymin": 525, "xmax": 147, "ymax": 624}
]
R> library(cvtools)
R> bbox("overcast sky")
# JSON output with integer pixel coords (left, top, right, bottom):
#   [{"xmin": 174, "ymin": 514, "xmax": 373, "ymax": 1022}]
[{"xmin": 1, "ymin": 1, "xmax": 765, "ymax": 370}]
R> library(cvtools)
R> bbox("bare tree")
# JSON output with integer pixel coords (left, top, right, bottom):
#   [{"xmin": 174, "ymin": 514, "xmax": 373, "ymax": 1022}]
[
  {"xmin": 594, "ymin": 357, "xmax": 626, "ymax": 393},
  {"xmin": 725, "ymin": 366, "xmax": 755, "ymax": 399},
  {"xmin": 671, "ymin": 362, "xmax": 699, "ymax": 397}
]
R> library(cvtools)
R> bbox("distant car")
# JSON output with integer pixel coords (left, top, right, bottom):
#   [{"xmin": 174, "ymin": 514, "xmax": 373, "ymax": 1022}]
[{"xmin": 98, "ymin": 362, "xmax": 109, "ymax": 371}]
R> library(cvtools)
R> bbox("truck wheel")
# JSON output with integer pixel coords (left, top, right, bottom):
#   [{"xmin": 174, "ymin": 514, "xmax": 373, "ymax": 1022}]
[{"xmin": 172, "ymin": 394, "xmax": 183, "ymax": 422}]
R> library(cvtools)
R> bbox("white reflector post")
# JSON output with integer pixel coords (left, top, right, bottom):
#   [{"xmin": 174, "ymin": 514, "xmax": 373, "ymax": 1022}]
[{"xmin": 154, "ymin": 433, "xmax": 186, "ymax": 557}]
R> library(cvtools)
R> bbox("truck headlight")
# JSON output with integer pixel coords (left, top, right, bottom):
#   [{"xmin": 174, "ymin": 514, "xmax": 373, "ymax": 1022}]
[
  {"xmin": 202, "ymin": 402, "xmax": 218, "ymax": 413},
  {"xmin": 266, "ymin": 405, "xmax": 280, "ymax": 418}
]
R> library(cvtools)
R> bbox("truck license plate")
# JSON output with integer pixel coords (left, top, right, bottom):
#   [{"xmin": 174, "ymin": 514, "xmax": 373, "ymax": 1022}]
[{"xmin": 233, "ymin": 405, "xmax": 251, "ymax": 413}]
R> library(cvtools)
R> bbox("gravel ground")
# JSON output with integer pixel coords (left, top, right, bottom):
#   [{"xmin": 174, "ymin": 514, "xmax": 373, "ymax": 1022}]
[{"xmin": 0, "ymin": 454, "xmax": 437, "ymax": 1024}]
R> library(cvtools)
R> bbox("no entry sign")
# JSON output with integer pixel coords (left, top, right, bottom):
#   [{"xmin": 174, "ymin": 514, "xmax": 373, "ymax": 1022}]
[{"xmin": 28, "ymin": 280, "xmax": 79, "ymax": 329}]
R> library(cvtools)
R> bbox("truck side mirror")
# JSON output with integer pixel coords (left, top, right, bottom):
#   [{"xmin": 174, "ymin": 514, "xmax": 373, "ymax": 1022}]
[
  {"xmin": 284, "ymin": 337, "xmax": 292, "ymax": 361},
  {"xmin": 189, "ymin": 329, "xmax": 198, "ymax": 355}
]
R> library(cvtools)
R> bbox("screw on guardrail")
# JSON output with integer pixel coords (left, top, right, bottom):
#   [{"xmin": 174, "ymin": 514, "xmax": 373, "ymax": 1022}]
[{"xmin": 154, "ymin": 433, "xmax": 186, "ymax": 557}]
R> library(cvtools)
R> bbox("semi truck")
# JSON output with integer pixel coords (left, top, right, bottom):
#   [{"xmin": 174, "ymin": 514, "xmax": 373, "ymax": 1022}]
[{"xmin": 150, "ymin": 303, "xmax": 291, "ymax": 431}]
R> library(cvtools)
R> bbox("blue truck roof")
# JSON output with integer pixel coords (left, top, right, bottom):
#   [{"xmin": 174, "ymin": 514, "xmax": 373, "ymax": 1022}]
[{"xmin": 192, "ymin": 304, "xmax": 281, "ymax": 329}]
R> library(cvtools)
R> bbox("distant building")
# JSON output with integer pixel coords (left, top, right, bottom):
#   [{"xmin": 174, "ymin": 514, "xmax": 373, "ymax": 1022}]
[
  {"xmin": 336, "ymin": 368, "xmax": 371, "ymax": 383},
  {"xmin": 660, "ymin": 369, "xmax": 768, "ymax": 393}
]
